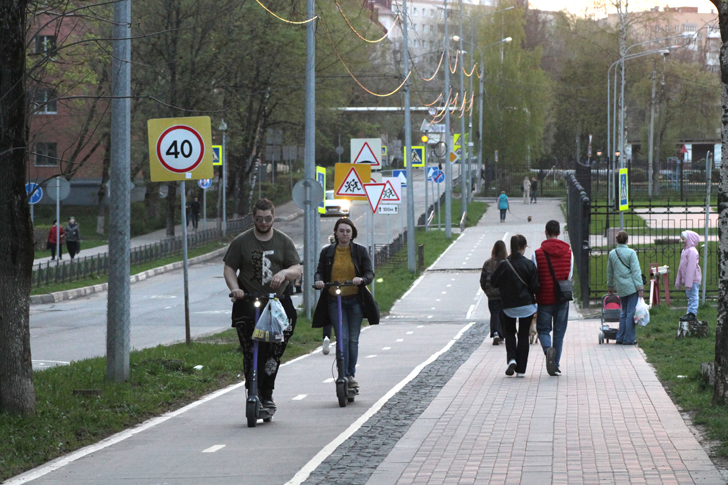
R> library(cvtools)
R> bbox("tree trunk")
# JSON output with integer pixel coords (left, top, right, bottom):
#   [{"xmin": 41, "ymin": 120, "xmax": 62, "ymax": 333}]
[
  {"xmin": 145, "ymin": 182, "xmax": 160, "ymax": 221},
  {"xmin": 711, "ymin": 0, "xmax": 728, "ymax": 405},
  {"xmin": 0, "ymin": 0, "xmax": 36, "ymax": 415}
]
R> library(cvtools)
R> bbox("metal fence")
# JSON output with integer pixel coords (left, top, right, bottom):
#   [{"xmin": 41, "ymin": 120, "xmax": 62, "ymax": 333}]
[
  {"xmin": 565, "ymin": 175, "xmax": 591, "ymax": 308},
  {"xmin": 371, "ymin": 229, "xmax": 425, "ymax": 273},
  {"xmin": 33, "ymin": 215, "xmax": 253, "ymax": 289}
]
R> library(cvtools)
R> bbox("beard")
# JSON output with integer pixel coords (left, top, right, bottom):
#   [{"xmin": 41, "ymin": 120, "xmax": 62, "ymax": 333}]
[{"xmin": 255, "ymin": 224, "xmax": 272, "ymax": 234}]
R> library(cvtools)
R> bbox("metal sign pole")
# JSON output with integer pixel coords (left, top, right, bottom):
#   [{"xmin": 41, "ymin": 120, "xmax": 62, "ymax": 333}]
[
  {"xmin": 371, "ymin": 210, "xmax": 375, "ymax": 298},
  {"xmin": 203, "ymin": 187, "xmax": 207, "ymax": 231},
  {"xmin": 56, "ymin": 179, "xmax": 60, "ymax": 261},
  {"xmin": 222, "ymin": 129, "xmax": 227, "ymax": 237},
  {"xmin": 425, "ymin": 167, "xmax": 429, "ymax": 231},
  {"xmin": 180, "ymin": 181, "xmax": 191, "ymax": 344}
]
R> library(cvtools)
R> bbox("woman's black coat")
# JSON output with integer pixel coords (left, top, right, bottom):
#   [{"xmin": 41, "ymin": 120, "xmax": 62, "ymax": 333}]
[
  {"xmin": 490, "ymin": 253, "xmax": 540, "ymax": 309},
  {"xmin": 312, "ymin": 242, "xmax": 375, "ymax": 328}
]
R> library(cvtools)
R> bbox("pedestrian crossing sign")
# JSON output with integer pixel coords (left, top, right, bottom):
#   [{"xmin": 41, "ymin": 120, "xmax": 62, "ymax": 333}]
[
  {"xmin": 212, "ymin": 145, "xmax": 222, "ymax": 166},
  {"xmin": 404, "ymin": 146, "xmax": 425, "ymax": 167},
  {"xmin": 334, "ymin": 163, "xmax": 370, "ymax": 200},
  {"xmin": 619, "ymin": 168, "xmax": 629, "ymax": 211}
]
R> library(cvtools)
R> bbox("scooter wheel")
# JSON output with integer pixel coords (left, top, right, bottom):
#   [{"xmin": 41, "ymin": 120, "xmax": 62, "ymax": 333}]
[
  {"xmin": 347, "ymin": 396, "xmax": 354, "ymax": 403},
  {"xmin": 336, "ymin": 382, "xmax": 347, "ymax": 408},
  {"xmin": 246, "ymin": 401, "xmax": 258, "ymax": 428}
]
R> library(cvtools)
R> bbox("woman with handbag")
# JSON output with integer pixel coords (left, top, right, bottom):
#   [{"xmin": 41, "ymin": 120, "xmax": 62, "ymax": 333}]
[
  {"xmin": 491, "ymin": 234, "xmax": 540, "ymax": 377},
  {"xmin": 313, "ymin": 218, "xmax": 376, "ymax": 390},
  {"xmin": 606, "ymin": 230, "xmax": 644, "ymax": 345},
  {"xmin": 480, "ymin": 240, "xmax": 508, "ymax": 345}
]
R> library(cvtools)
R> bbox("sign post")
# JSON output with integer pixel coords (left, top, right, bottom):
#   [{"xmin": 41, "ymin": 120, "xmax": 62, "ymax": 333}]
[
  {"xmin": 26, "ymin": 183, "xmax": 43, "ymax": 225},
  {"xmin": 198, "ymin": 178, "xmax": 212, "ymax": 230},
  {"xmin": 148, "ymin": 116, "xmax": 213, "ymax": 344},
  {"xmin": 46, "ymin": 177, "xmax": 70, "ymax": 261}
]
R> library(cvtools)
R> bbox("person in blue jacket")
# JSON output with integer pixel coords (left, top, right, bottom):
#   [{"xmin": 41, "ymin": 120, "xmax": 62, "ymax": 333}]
[{"xmin": 498, "ymin": 191, "xmax": 509, "ymax": 222}]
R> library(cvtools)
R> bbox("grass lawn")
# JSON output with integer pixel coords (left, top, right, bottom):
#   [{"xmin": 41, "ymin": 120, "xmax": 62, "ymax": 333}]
[
  {"xmin": 2, "ymin": 201, "xmax": 487, "ymax": 481},
  {"xmin": 639, "ymin": 304, "xmax": 728, "ymax": 457}
]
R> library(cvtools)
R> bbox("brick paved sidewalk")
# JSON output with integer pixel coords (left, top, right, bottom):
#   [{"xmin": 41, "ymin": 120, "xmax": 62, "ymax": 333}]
[{"xmin": 366, "ymin": 199, "xmax": 725, "ymax": 485}]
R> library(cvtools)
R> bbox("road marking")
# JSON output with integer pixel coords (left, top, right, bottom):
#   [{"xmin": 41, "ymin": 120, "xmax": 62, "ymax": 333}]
[
  {"xmin": 292, "ymin": 394, "xmax": 308, "ymax": 400},
  {"xmin": 427, "ymin": 315, "xmax": 433, "ymax": 319},
  {"xmin": 436, "ymin": 299, "xmax": 441, "ymax": 302},
  {"xmin": 324, "ymin": 378, "xmax": 334, "ymax": 383},
  {"xmin": 441, "ymin": 291, "xmax": 446, "ymax": 294},
  {"xmin": 396, "ymin": 339, "xmax": 404, "ymax": 342},
  {"xmin": 365, "ymin": 355, "xmax": 377, "ymax": 359},
  {"xmin": 164, "ymin": 306, "xmax": 172, "ymax": 309},
  {"xmin": 446, "ymin": 284, "xmax": 451, "ymax": 287},
  {"xmin": 202, "ymin": 445, "xmax": 225, "ymax": 453},
  {"xmin": 193, "ymin": 310, "xmax": 230, "ymax": 314},
  {"xmin": 382, "ymin": 347, "xmax": 391, "ymax": 350},
  {"xmin": 466, "ymin": 304, "xmax": 475, "ymax": 319},
  {"xmin": 406, "ymin": 331, "xmax": 413, "ymax": 335},
  {"xmin": 151, "ymin": 295, "xmax": 177, "ymax": 299},
  {"xmin": 285, "ymin": 321, "xmax": 476, "ymax": 485},
  {"xmin": 503, "ymin": 232, "xmax": 509, "ymax": 242},
  {"xmin": 417, "ymin": 325, "xmax": 423, "ymax": 328},
  {"xmin": 431, "ymin": 307, "xmax": 436, "ymax": 310}
]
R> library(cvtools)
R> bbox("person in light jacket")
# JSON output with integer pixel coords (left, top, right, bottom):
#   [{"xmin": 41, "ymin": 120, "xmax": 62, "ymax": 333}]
[
  {"xmin": 675, "ymin": 230, "xmax": 702, "ymax": 322},
  {"xmin": 606, "ymin": 231, "xmax": 644, "ymax": 345},
  {"xmin": 522, "ymin": 176, "xmax": 530, "ymax": 204},
  {"xmin": 498, "ymin": 191, "xmax": 509, "ymax": 222}
]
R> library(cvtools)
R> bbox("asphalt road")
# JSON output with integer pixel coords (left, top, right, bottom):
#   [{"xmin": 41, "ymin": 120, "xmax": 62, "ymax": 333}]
[{"xmin": 29, "ymin": 164, "xmax": 464, "ymax": 369}]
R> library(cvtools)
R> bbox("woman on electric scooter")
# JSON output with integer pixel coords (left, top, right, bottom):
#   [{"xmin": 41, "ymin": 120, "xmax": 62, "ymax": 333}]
[{"xmin": 313, "ymin": 218, "xmax": 375, "ymax": 390}]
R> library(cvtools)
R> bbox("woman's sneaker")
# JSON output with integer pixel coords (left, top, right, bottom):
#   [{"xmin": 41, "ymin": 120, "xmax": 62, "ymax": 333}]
[
  {"xmin": 348, "ymin": 376, "xmax": 359, "ymax": 388},
  {"xmin": 679, "ymin": 313, "xmax": 697, "ymax": 322},
  {"xmin": 322, "ymin": 337, "xmax": 330, "ymax": 355},
  {"xmin": 505, "ymin": 359, "xmax": 517, "ymax": 376}
]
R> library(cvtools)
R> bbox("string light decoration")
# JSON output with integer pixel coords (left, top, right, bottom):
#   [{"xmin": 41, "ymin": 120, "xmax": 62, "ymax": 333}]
[
  {"xmin": 335, "ymin": 0, "xmax": 399, "ymax": 43},
  {"xmin": 415, "ymin": 50, "xmax": 445, "ymax": 82},
  {"xmin": 256, "ymin": 0, "xmax": 318, "ymax": 24},
  {"xmin": 448, "ymin": 50, "xmax": 460, "ymax": 74},
  {"xmin": 462, "ymin": 63, "xmax": 477, "ymax": 77},
  {"xmin": 423, "ymin": 93, "xmax": 443, "ymax": 106}
]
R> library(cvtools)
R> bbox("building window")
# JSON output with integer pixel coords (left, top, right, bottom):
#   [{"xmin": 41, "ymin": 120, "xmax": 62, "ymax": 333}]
[
  {"xmin": 413, "ymin": 23, "xmax": 417, "ymax": 31},
  {"xmin": 423, "ymin": 40, "xmax": 427, "ymax": 49},
  {"xmin": 683, "ymin": 24, "xmax": 697, "ymax": 33},
  {"xmin": 413, "ymin": 7, "xmax": 418, "ymax": 15},
  {"xmin": 34, "ymin": 89, "xmax": 57, "ymax": 114},
  {"xmin": 414, "ymin": 39, "xmax": 419, "ymax": 47},
  {"xmin": 430, "ymin": 9, "xmax": 435, "ymax": 17},
  {"xmin": 34, "ymin": 35, "xmax": 57, "ymax": 57},
  {"xmin": 35, "ymin": 142, "xmax": 58, "ymax": 167}
]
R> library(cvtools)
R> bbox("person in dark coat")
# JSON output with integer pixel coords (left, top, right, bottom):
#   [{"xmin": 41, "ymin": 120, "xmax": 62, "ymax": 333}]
[
  {"xmin": 491, "ymin": 234, "xmax": 540, "ymax": 377},
  {"xmin": 313, "ymin": 218, "xmax": 375, "ymax": 390},
  {"xmin": 480, "ymin": 240, "xmax": 508, "ymax": 345},
  {"xmin": 65, "ymin": 216, "xmax": 81, "ymax": 259}
]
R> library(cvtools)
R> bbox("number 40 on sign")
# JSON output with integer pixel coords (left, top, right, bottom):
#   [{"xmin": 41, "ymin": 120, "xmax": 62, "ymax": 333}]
[{"xmin": 148, "ymin": 116, "xmax": 215, "ymax": 182}]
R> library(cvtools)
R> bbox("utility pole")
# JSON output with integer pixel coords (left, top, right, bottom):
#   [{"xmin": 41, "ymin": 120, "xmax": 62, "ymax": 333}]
[
  {"xmin": 467, "ymin": 24, "xmax": 475, "ymax": 202},
  {"xmin": 477, "ymin": 52, "xmax": 484, "ymax": 196},
  {"xmin": 303, "ymin": 0, "xmax": 316, "ymax": 318},
  {"xmin": 458, "ymin": 0, "xmax": 467, "ymax": 217},
  {"xmin": 648, "ymin": 62, "xmax": 656, "ymax": 200},
  {"xmin": 403, "ymin": 0, "xmax": 415, "ymax": 272},
  {"xmin": 444, "ymin": 1, "xmax": 452, "ymax": 239},
  {"xmin": 107, "ymin": 0, "xmax": 131, "ymax": 382}
]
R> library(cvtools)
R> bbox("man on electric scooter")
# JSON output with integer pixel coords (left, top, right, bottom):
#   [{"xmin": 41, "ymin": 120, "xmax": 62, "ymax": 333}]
[{"xmin": 223, "ymin": 198, "xmax": 302, "ymax": 409}]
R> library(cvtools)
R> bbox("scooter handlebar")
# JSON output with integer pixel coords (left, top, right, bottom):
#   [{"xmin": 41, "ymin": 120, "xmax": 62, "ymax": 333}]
[{"xmin": 312, "ymin": 281, "xmax": 357, "ymax": 290}]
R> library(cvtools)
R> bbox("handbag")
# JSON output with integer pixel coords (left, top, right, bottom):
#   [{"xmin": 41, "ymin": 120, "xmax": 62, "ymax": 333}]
[
  {"xmin": 361, "ymin": 286, "xmax": 380, "ymax": 325},
  {"xmin": 543, "ymin": 251, "xmax": 573, "ymax": 303}
]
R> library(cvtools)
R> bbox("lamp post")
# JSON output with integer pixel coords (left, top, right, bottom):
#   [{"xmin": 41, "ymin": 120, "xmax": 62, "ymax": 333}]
[{"xmin": 218, "ymin": 119, "xmax": 227, "ymax": 237}]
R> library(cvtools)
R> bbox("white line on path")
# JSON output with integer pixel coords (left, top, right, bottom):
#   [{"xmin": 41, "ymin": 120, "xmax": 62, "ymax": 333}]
[
  {"xmin": 202, "ymin": 445, "xmax": 226, "ymax": 453},
  {"xmin": 417, "ymin": 325, "xmax": 423, "ymax": 328},
  {"xmin": 285, "ymin": 321, "xmax": 476, "ymax": 485},
  {"xmin": 324, "ymin": 378, "xmax": 334, "ymax": 383},
  {"xmin": 292, "ymin": 394, "xmax": 308, "ymax": 401},
  {"xmin": 399, "ymin": 273, "xmax": 426, "ymax": 301},
  {"xmin": 396, "ymin": 339, "xmax": 404, "ymax": 342},
  {"xmin": 382, "ymin": 347, "xmax": 391, "ymax": 350},
  {"xmin": 406, "ymin": 332, "xmax": 413, "ymax": 335},
  {"xmin": 466, "ymin": 304, "xmax": 475, "ymax": 319},
  {"xmin": 365, "ymin": 355, "xmax": 377, "ymax": 359}
]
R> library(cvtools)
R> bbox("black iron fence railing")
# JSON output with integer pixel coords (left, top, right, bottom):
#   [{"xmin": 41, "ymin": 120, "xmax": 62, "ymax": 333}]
[
  {"xmin": 566, "ymin": 175, "xmax": 591, "ymax": 308},
  {"xmin": 371, "ymin": 229, "xmax": 425, "ymax": 273},
  {"xmin": 33, "ymin": 215, "xmax": 253, "ymax": 289}
]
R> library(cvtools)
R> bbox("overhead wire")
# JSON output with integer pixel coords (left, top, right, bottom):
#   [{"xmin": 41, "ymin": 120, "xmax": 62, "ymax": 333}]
[
  {"xmin": 255, "ymin": 0, "xmax": 318, "ymax": 24},
  {"xmin": 335, "ymin": 0, "xmax": 399, "ymax": 43}
]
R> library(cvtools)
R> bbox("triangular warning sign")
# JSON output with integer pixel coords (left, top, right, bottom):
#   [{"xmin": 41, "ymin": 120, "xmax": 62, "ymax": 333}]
[
  {"xmin": 363, "ymin": 183, "xmax": 386, "ymax": 213},
  {"xmin": 353, "ymin": 142, "xmax": 380, "ymax": 166},
  {"xmin": 335, "ymin": 167, "xmax": 367, "ymax": 198},
  {"xmin": 381, "ymin": 180, "xmax": 401, "ymax": 202}
]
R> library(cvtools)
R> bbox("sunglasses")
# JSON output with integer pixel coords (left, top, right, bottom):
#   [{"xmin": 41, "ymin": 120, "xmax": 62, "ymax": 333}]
[{"xmin": 255, "ymin": 216, "xmax": 273, "ymax": 224}]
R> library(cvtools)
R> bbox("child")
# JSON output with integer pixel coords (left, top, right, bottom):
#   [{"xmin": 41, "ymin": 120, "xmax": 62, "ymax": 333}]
[
  {"xmin": 498, "ymin": 191, "xmax": 509, "ymax": 222},
  {"xmin": 675, "ymin": 230, "xmax": 702, "ymax": 321}
]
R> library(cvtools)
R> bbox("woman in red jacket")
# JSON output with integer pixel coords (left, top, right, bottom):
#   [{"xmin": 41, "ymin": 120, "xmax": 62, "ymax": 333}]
[{"xmin": 46, "ymin": 219, "xmax": 65, "ymax": 260}]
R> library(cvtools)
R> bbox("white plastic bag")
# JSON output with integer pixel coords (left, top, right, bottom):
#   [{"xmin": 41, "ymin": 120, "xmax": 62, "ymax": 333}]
[
  {"xmin": 252, "ymin": 298, "xmax": 290, "ymax": 343},
  {"xmin": 634, "ymin": 297, "xmax": 650, "ymax": 327}
]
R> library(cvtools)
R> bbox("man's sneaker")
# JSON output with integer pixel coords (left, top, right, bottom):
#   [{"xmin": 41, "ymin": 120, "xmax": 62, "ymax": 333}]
[
  {"xmin": 546, "ymin": 347, "xmax": 557, "ymax": 376},
  {"xmin": 493, "ymin": 338, "xmax": 500, "ymax": 346},
  {"xmin": 505, "ymin": 359, "xmax": 517, "ymax": 376},
  {"xmin": 348, "ymin": 376, "xmax": 359, "ymax": 388},
  {"xmin": 554, "ymin": 368, "xmax": 562, "ymax": 376},
  {"xmin": 516, "ymin": 373, "xmax": 525, "ymax": 378},
  {"xmin": 322, "ymin": 337, "xmax": 330, "ymax": 355},
  {"xmin": 680, "ymin": 312, "xmax": 697, "ymax": 322},
  {"xmin": 260, "ymin": 391, "xmax": 276, "ymax": 408}
]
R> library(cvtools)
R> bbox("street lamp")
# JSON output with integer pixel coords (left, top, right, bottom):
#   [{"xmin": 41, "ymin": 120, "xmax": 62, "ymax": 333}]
[{"xmin": 218, "ymin": 119, "xmax": 227, "ymax": 237}]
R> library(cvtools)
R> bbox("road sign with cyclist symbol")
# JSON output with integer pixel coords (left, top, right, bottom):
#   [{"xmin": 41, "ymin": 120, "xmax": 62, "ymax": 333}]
[{"xmin": 148, "ymin": 116, "xmax": 214, "ymax": 182}]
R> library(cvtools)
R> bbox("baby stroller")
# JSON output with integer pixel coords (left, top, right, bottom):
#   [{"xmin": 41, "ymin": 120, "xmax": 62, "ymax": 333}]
[{"xmin": 598, "ymin": 294, "xmax": 621, "ymax": 344}]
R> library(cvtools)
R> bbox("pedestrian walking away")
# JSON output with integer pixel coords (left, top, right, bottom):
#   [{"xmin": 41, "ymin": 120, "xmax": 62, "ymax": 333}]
[
  {"xmin": 223, "ymin": 198, "xmax": 302, "ymax": 409},
  {"xmin": 185, "ymin": 200, "xmax": 192, "ymax": 227},
  {"xmin": 314, "ymin": 217, "xmax": 377, "ymax": 391},
  {"xmin": 498, "ymin": 191, "xmax": 509, "ymax": 222},
  {"xmin": 480, "ymin": 240, "xmax": 508, "ymax": 345},
  {"xmin": 606, "ymin": 230, "xmax": 644, "ymax": 345},
  {"xmin": 530, "ymin": 177, "xmax": 538, "ymax": 203},
  {"xmin": 676, "ymin": 230, "xmax": 702, "ymax": 322},
  {"xmin": 46, "ymin": 219, "xmax": 65, "ymax": 260},
  {"xmin": 491, "ymin": 234, "xmax": 540, "ymax": 377},
  {"xmin": 522, "ymin": 176, "xmax": 530, "ymax": 204},
  {"xmin": 65, "ymin": 216, "xmax": 81, "ymax": 260},
  {"xmin": 532, "ymin": 220, "xmax": 573, "ymax": 376},
  {"xmin": 190, "ymin": 197, "xmax": 201, "ymax": 230}
]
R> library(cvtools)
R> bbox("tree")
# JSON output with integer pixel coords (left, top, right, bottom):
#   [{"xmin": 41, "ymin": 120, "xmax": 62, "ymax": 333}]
[
  {"xmin": 0, "ymin": 0, "xmax": 36, "ymax": 415},
  {"xmin": 710, "ymin": 0, "xmax": 728, "ymax": 405}
]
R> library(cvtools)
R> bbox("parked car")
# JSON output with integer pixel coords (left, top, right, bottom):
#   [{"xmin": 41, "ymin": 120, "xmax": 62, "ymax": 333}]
[{"xmin": 322, "ymin": 190, "xmax": 350, "ymax": 217}]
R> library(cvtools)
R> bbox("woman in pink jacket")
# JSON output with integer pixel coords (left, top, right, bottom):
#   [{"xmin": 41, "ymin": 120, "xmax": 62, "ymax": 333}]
[{"xmin": 675, "ymin": 230, "xmax": 702, "ymax": 321}]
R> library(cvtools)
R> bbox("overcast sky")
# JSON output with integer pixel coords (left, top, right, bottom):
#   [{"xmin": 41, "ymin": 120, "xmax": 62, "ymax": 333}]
[{"xmin": 528, "ymin": 0, "xmax": 717, "ymax": 16}]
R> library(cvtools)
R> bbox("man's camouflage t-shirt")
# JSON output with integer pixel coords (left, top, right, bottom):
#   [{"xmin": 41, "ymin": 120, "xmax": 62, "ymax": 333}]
[{"xmin": 223, "ymin": 228, "xmax": 300, "ymax": 296}]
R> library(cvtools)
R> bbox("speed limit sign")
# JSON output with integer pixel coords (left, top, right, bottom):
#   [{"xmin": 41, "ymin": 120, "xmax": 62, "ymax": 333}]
[{"xmin": 148, "ymin": 116, "xmax": 214, "ymax": 182}]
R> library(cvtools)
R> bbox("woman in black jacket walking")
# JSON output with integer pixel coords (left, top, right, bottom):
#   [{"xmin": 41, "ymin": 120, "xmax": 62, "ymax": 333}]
[
  {"xmin": 313, "ymin": 218, "xmax": 375, "ymax": 390},
  {"xmin": 491, "ymin": 234, "xmax": 540, "ymax": 377}
]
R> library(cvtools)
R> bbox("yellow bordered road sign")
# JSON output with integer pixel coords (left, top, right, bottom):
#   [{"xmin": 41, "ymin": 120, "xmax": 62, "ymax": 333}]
[
  {"xmin": 334, "ymin": 163, "xmax": 371, "ymax": 200},
  {"xmin": 404, "ymin": 146, "xmax": 425, "ymax": 168},
  {"xmin": 148, "ymin": 116, "xmax": 214, "ymax": 182},
  {"xmin": 212, "ymin": 145, "xmax": 222, "ymax": 166}
]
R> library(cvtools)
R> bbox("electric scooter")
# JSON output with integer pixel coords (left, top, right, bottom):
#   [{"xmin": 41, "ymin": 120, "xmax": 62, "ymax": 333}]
[
  {"xmin": 230, "ymin": 292, "xmax": 277, "ymax": 427},
  {"xmin": 314, "ymin": 281, "xmax": 359, "ymax": 407}
]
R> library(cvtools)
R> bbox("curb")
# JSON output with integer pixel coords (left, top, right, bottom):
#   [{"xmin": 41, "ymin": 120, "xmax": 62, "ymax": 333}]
[
  {"xmin": 30, "ymin": 246, "xmax": 228, "ymax": 306},
  {"xmin": 275, "ymin": 209, "xmax": 303, "ymax": 222}
]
